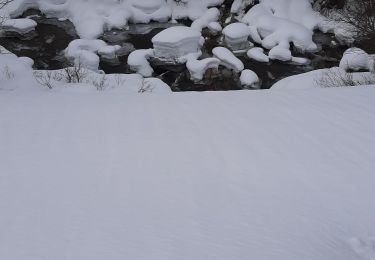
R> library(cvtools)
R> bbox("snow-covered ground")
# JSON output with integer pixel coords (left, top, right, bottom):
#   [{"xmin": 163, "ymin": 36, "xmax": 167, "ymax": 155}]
[{"xmin": 1, "ymin": 87, "xmax": 375, "ymax": 260}]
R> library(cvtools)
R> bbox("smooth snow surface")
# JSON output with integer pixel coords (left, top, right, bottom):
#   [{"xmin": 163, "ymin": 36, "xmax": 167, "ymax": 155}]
[{"xmin": 1, "ymin": 88, "xmax": 375, "ymax": 260}]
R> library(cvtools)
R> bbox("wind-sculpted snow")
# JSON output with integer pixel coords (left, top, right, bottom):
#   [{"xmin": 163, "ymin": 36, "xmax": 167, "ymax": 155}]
[{"xmin": 1, "ymin": 87, "xmax": 375, "ymax": 260}]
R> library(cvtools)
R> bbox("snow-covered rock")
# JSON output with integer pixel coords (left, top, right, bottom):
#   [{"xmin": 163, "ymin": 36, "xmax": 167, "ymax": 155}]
[
  {"xmin": 212, "ymin": 47, "xmax": 244, "ymax": 72},
  {"xmin": 186, "ymin": 57, "xmax": 220, "ymax": 82},
  {"xmin": 269, "ymin": 46, "xmax": 292, "ymax": 62},
  {"xmin": 207, "ymin": 22, "xmax": 222, "ymax": 34},
  {"xmin": 240, "ymin": 69, "xmax": 260, "ymax": 88},
  {"xmin": 65, "ymin": 39, "xmax": 120, "ymax": 71},
  {"xmin": 247, "ymin": 47, "xmax": 269, "ymax": 63},
  {"xmin": 128, "ymin": 49, "xmax": 155, "ymax": 77},
  {"xmin": 340, "ymin": 48, "xmax": 373, "ymax": 72},
  {"xmin": 242, "ymin": 0, "xmax": 319, "ymax": 52},
  {"xmin": 222, "ymin": 22, "xmax": 251, "ymax": 51},
  {"xmin": 152, "ymin": 26, "xmax": 202, "ymax": 60},
  {"xmin": 1, "ymin": 18, "xmax": 37, "ymax": 34},
  {"xmin": 191, "ymin": 8, "xmax": 220, "ymax": 32}
]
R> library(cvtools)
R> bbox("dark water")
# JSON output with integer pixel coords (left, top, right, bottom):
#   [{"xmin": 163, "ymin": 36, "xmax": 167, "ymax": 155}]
[
  {"xmin": 0, "ymin": 8, "xmax": 350, "ymax": 91},
  {"xmin": 0, "ymin": 10, "xmax": 77, "ymax": 69}
]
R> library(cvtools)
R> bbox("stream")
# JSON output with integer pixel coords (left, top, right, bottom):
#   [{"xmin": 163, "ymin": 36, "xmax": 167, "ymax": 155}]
[{"xmin": 0, "ymin": 8, "xmax": 350, "ymax": 91}]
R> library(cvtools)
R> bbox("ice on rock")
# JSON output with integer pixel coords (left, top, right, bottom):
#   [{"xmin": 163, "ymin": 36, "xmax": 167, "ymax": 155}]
[
  {"xmin": 128, "ymin": 49, "xmax": 155, "ymax": 77},
  {"xmin": 222, "ymin": 22, "xmax": 251, "ymax": 51},
  {"xmin": 212, "ymin": 47, "xmax": 244, "ymax": 72},
  {"xmin": 268, "ymin": 46, "xmax": 292, "ymax": 62},
  {"xmin": 65, "ymin": 39, "xmax": 120, "ymax": 71},
  {"xmin": 1, "ymin": 18, "xmax": 37, "ymax": 34},
  {"xmin": 247, "ymin": 47, "xmax": 269, "ymax": 63},
  {"xmin": 340, "ymin": 48, "xmax": 373, "ymax": 72},
  {"xmin": 240, "ymin": 69, "xmax": 260, "ymax": 88},
  {"xmin": 186, "ymin": 57, "xmax": 220, "ymax": 82},
  {"xmin": 152, "ymin": 26, "xmax": 201, "ymax": 60}
]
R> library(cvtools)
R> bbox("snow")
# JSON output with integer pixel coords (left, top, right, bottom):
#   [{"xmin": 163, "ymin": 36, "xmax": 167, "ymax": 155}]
[
  {"xmin": 186, "ymin": 57, "xmax": 220, "ymax": 81},
  {"xmin": 1, "ymin": 86, "xmax": 375, "ymax": 260},
  {"xmin": 0, "ymin": 18, "xmax": 37, "ymax": 34},
  {"xmin": 242, "ymin": 0, "xmax": 319, "ymax": 52},
  {"xmin": 127, "ymin": 49, "xmax": 155, "ymax": 77},
  {"xmin": 247, "ymin": 47, "xmax": 269, "ymax": 63},
  {"xmin": 190, "ymin": 8, "xmax": 220, "ymax": 32},
  {"xmin": 212, "ymin": 47, "xmax": 244, "ymax": 72},
  {"xmin": 152, "ymin": 26, "xmax": 201, "ymax": 60},
  {"xmin": 268, "ymin": 45, "xmax": 292, "ymax": 62},
  {"xmin": 207, "ymin": 21, "xmax": 222, "ymax": 33},
  {"xmin": 1, "ymin": 0, "xmax": 226, "ymax": 39},
  {"xmin": 64, "ymin": 39, "xmax": 120, "ymax": 71},
  {"xmin": 0, "ymin": 45, "xmax": 169, "ymax": 93},
  {"xmin": 240, "ymin": 69, "xmax": 259, "ymax": 88},
  {"xmin": 222, "ymin": 22, "xmax": 251, "ymax": 50},
  {"xmin": 340, "ymin": 48, "xmax": 373, "ymax": 72}
]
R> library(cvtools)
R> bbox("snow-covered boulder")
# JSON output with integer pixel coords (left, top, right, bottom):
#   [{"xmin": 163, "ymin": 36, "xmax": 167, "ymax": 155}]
[
  {"xmin": 186, "ymin": 57, "xmax": 220, "ymax": 82},
  {"xmin": 191, "ymin": 8, "xmax": 220, "ymax": 32},
  {"xmin": 207, "ymin": 22, "xmax": 222, "ymax": 34},
  {"xmin": 152, "ymin": 26, "xmax": 202, "ymax": 60},
  {"xmin": 128, "ymin": 49, "xmax": 155, "ymax": 77},
  {"xmin": 247, "ymin": 47, "xmax": 269, "ymax": 63},
  {"xmin": 340, "ymin": 48, "xmax": 373, "ymax": 72},
  {"xmin": 222, "ymin": 22, "xmax": 251, "ymax": 51},
  {"xmin": 242, "ymin": 0, "xmax": 319, "ymax": 52},
  {"xmin": 65, "ymin": 39, "xmax": 120, "ymax": 71},
  {"xmin": 1, "ymin": 18, "xmax": 37, "ymax": 35},
  {"xmin": 212, "ymin": 47, "xmax": 244, "ymax": 72},
  {"xmin": 268, "ymin": 46, "xmax": 292, "ymax": 62},
  {"xmin": 240, "ymin": 69, "xmax": 260, "ymax": 88}
]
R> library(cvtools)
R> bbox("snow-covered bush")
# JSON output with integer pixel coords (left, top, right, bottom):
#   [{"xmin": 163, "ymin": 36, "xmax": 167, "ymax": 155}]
[{"xmin": 316, "ymin": 68, "xmax": 375, "ymax": 88}]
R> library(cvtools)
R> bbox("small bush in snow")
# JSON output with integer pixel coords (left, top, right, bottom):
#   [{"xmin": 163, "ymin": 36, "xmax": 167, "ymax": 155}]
[
  {"xmin": 34, "ymin": 71, "xmax": 54, "ymax": 89},
  {"xmin": 316, "ymin": 68, "xmax": 375, "ymax": 88}
]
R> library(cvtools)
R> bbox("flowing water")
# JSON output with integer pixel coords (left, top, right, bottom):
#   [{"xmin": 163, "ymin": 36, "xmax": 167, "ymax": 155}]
[{"xmin": 0, "ymin": 8, "xmax": 350, "ymax": 91}]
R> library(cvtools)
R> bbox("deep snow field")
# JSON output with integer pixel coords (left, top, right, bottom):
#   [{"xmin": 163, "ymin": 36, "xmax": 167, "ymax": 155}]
[
  {"xmin": 1, "ymin": 0, "xmax": 375, "ymax": 260},
  {"xmin": 1, "ymin": 88, "xmax": 375, "ymax": 260}
]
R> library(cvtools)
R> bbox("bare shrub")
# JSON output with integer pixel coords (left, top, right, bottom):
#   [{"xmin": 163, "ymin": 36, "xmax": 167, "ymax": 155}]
[
  {"xmin": 0, "ymin": 0, "xmax": 15, "ymax": 28},
  {"xmin": 114, "ymin": 74, "xmax": 126, "ymax": 87},
  {"xmin": 33, "ymin": 71, "xmax": 54, "ymax": 89},
  {"xmin": 91, "ymin": 75, "xmax": 108, "ymax": 91},
  {"xmin": 318, "ymin": 0, "xmax": 375, "ymax": 40},
  {"xmin": 2, "ymin": 64, "xmax": 14, "ymax": 80},
  {"xmin": 138, "ymin": 79, "xmax": 154, "ymax": 93},
  {"xmin": 61, "ymin": 62, "xmax": 88, "ymax": 83},
  {"xmin": 316, "ymin": 68, "xmax": 375, "ymax": 88}
]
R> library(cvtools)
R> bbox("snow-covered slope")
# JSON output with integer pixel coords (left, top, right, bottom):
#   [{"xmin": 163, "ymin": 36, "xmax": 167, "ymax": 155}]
[{"xmin": 1, "ymin": 87, "xmax": 375, "ymax": 260}]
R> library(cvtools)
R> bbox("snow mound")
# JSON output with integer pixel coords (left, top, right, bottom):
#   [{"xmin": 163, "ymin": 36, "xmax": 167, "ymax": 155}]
[
  {"xmin": 128, "ymin": 49, "xmax": 155, "ymax": 77},
  {"xmin": 340, "ymin": 48, "xmax": 374, "ymax": 72},
  {"xmin": 191, "ymin": 8, "xmax": 220, "ymax": 32},
  {"xmin": 242, "ymin": 0, "xmax": 319, "ymax": 52},
  {"xmin": 0, "ymin": 46, "xmax": 36, "ymax": 91},
  {"xmin": 268, "ymin": 46, "xmax": 292, "ymax": 62},
  {"xmin": 240, "ymin": 69, "xmax": 260, "ymax": 88},
  {"xmin": 1, "ymin": 18, "xmax": 37, "ymax": 34},
  {"xmin": 247, "ymin": 47, "xmax": 269, "ymax": 63},
  {"xmin": 212, "ymin": 47, "xmax": 244, "ymax": 72},
  {"xmin": 152, "ymin": 26, "xmax": 201, "ymax": 60},
  {"xmin": 65, "ymin": 39, "xmax": 120, "ymax": 71},
  {"xmin": 222, "ymin": 22, "xmax": 251, "ymax": 50},
  {"xmin": 186, "ymin": 57, "xmax": 220, "ymax": 82}
]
